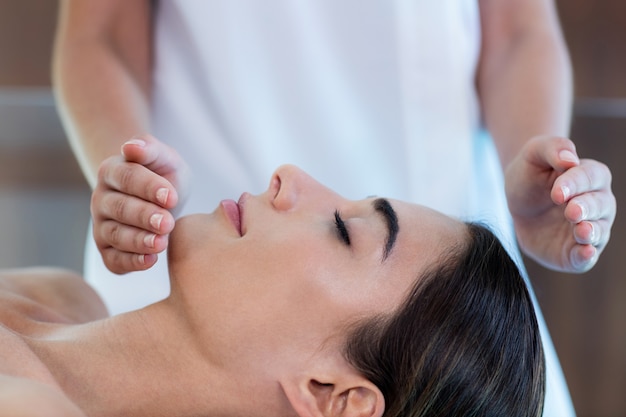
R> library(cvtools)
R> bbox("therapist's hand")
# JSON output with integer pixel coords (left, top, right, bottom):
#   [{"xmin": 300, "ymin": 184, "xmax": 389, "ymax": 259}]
[
  {"xmin": 505, "ymin": 135, "xmax": 616, "ymax": 273},
  {"xmin": 91, "ymin": 134, "xmax": 191, "ymax": 274}
]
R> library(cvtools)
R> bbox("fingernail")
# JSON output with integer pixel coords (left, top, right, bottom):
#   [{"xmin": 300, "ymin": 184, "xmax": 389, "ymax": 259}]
[
  {"xmin": 150, "ymin": 213, "xmax": 164, "ymax": 230},
  {"xmin": 125, "ymin": 139, "xmax": 146, "ymax": 147},
  {"xmin": 137, "ymin": 254, "xmax": 146, "ymax": 265},
  {"xmin": 588, "ymin": 223, "xmax": 596, "ymax": 243},
  {"xmin": 156, "ymin": 188, "xmax": 169, "ymax": 206},
  {"xmin": 144, "ymin": 234, "xmax": 156, "ymax": 248},
  {"xmin": 561, "ymin": 185, "xmax": 571, "ymax": 201},
  {"xmin": 559, "ymin": 150, "xmax": 579, "ymax": 164},
  {"xmin": 577, "ymin": 203, "xmax": 587, "ymax": 221}
]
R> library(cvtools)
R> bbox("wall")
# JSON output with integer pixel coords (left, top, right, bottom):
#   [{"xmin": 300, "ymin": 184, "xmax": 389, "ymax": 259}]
[{"xmin": 0, "ymin": 0, "xmax": 89, "ymax": 273}]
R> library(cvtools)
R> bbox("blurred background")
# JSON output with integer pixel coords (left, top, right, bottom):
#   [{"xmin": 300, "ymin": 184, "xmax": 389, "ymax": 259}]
[{"xmin": 0, "ymin": 1, "xmax": 623, "ymax": 415}]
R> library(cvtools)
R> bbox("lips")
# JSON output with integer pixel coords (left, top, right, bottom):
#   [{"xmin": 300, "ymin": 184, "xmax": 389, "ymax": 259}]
[
  {"xmin": 220, "ymin": 199, "xmax": 242, "ymax": 236},
  {"xmin": 220, "ymin": 193, "xmax": 249, "ymax": 236}
]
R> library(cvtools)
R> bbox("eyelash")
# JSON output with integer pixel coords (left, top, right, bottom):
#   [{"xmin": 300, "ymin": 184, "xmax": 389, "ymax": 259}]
[{"xmin": 334, "ymin": 210, "xmax": 351, "ymax": 246}]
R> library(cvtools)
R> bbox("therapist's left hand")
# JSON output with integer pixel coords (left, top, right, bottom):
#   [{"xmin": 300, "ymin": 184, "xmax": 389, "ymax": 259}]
[{"xmin": 505, "ymin": 135, "xmax": 616, "ymax": 273}]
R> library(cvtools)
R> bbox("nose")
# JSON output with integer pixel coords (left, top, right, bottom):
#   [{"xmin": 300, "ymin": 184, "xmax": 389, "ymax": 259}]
[{"xmin": 270, "ymin": 165, "xmax": 333, "ymax": 211}]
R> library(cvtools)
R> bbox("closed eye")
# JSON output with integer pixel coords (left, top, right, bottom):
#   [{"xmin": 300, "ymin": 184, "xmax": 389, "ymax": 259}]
[{"xmin": 334, "ymin": 210, "xmax": 351, "ymax": 246}]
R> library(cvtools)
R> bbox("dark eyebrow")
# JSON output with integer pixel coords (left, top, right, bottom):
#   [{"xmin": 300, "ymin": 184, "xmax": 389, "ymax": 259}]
[{"xmin": 373, "ymin": 198, "xmax": 399, "ymax": 262}]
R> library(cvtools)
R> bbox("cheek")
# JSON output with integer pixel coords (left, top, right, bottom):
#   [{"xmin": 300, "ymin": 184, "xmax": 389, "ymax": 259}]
[
  {"xmin": 243, "ymin": 238, "xmax": 359, "ymax": 324},
  {"xmin": 205, "ymin": 241, "xmax": 350, "ymax": 349},
  {"xmin": 276, "ymin": 254, "xmax": 396, "ymax": 325},
  {"xmin": 256, "ymin": 238, "xmax": 410, "ymax": 323}
]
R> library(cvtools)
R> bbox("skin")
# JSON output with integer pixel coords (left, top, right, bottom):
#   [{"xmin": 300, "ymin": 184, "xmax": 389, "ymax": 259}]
[
  {"xmin": 167, "ymin": 165, "xmax": 462, "ymax": 365},
  {"xmin": 0, "ymin": 166, "xmax": 463, "ymax": 417},
  {"xmin": 0, "ymin": 268, "xmax": 106, "ymax": 417},
  {"xmin": 53, "ymin": 0, "xmax": 616, "ymax": 276},
  {"xmin": 477, "ymin": 0, "xmax": 572, "ymax": 167},
  {"xmin": 506, "ymin": 136, "xmax": 615, "ymax": 271}
]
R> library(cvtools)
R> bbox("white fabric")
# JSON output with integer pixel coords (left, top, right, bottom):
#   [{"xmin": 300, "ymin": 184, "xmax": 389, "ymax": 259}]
[{"xmin": 83, "ymin": 1, "xmax": 575, "ymax": 415}]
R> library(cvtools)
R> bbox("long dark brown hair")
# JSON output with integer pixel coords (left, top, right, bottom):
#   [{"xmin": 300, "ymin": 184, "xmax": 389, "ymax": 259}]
[{"xmin": 345, "ymin": 223, "xmax": 545, "ymax": 417}]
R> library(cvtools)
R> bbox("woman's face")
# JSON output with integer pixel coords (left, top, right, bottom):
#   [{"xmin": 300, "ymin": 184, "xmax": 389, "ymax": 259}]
[{"xmin": 167, "ymin": 165, "xmax": 464, "ymax": 367}]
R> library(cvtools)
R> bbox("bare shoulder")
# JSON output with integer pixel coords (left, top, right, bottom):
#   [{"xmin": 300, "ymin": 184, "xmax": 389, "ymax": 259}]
[
  {"xmin": 0, "ymin": 270, "xmax": 98, "ymax": 416},
  {"xmin": 0, "ymin": 267, "xmax": 108, "ymax": 323},
  {"xmin": 0, "ymin": 374, "xmax": 86, "ymax": 417}
]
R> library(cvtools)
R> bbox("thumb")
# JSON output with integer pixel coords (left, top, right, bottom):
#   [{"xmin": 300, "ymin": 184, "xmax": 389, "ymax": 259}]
[
  {"xmin": 525, "ymin": 135, "xmax": 580, "ymax": 173},
  {"xmin": 121, "ymin": 134, "xmax": 185, "ymax": 178}
]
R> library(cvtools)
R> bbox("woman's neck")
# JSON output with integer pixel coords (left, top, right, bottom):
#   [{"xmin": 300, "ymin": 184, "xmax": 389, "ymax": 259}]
[{"xmin": 25, "ymin": 299, "xmax": 273, "ymax": 417}]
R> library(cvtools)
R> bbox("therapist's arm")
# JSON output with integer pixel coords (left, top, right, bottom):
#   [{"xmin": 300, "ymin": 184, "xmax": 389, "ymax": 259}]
[
  {"xmin": 478, "ymin": 0, "xmax": 615, "ymax": 273},
  {"xmin": 54, "ymin": 1, "xmax": 188, "ymax": 273},
  {"xmin": 53, "ymin": 0, "xmax": 152, "ymax": 188},
  {"xmin": 477, "ymin": 0, "xmax": 572, "ymax": 167}
]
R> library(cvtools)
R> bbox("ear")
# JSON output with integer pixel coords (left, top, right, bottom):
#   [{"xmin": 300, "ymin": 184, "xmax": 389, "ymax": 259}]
[{"xmin": 282, "ymin": 375, "xmax": 385, "ymax": 417}]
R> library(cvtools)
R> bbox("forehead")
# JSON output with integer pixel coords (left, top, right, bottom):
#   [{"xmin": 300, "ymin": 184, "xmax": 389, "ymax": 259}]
[{"xmin": 389, "ymin": 199, "xmax": 465, "ymax": 267}]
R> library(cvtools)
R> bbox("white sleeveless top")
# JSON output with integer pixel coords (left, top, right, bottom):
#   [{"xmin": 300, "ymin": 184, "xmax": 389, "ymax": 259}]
[
  {"xmin": 84, "ymin": 1, "xmax": 575, "ymax": 414},
  {"xmin": 151, "ymin": 0, "xmax": 482, "ymax": 212}
]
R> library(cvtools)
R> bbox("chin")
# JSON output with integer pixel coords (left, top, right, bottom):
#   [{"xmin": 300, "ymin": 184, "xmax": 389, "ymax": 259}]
[
  {"xmin": 168, "ymin": 214, "xmax": 205, "ymax": 262},
  {"xmin": 168, "ymin": 212, "xmax": 226, "ymax": 269}
]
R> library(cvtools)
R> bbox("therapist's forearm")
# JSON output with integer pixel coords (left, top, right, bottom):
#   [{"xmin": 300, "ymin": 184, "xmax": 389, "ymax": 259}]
[
  {"xmin": 52, "ymin": 1, "xmax": 152, "ymax": 189},
  {"xmin": 477, "ymin": 14, "xmax": 572, "ymax": 170},
  {"xmin": 53, "ymin": 43, "xmax": 150, "ymax": 189}
]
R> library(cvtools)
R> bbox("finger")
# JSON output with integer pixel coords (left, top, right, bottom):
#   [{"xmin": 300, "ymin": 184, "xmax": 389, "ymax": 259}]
[
  {"xmin": 551, "ymin": 159, "xmax": 613, "ymax": 205},
  {"xmin": 564, "ymin": 186, "xmax": 614, "ymax": 249},
  {"xmin": 569, "ymin": 243, "xmax": 598, "ymax": 273},
  {"xmin": 572, "ymin": 221, "xmax": 595, "ymax": 245},
  {"xmin": 563, "ymin": 188, "xmax": 616, "ymax": 223},
  {"xmin": 100, "ymin": 248, "xmax": 159, "ymax": 275},
  {"xmin": 572, "ymin": 218, "xmax": 612, "ymax": 248},
  {"xmin": 526, "ymin": 135, "xmax": 580, "ymax": 172},
  {"xmin": 96, "ymin": 220, "xmax": 170, "ymax": 255},
  {"xmin": 97, "ymin": 191, "xmax": 175, "ymax": 235},
  {"xmin": 121, "ymin": 134, "xmax": 185, "ymax": 181},
  {"xmin": 98, "ymin": 158, "xmax": 179, "ymax": 209}
]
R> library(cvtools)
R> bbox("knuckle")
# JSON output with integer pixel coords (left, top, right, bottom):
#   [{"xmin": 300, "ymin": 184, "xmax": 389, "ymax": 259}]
[
  {"xmin": 584, "ymin": 160, "xmax": 612, "ymax": 186},
  {"xmin": 90, "ymin": 192, "xmax": 100, "ymax": 218},
  {"xmin": 97, "ymin": 156, "xmax": 125, "ymax": 185},
  {"xmin": 578, "ymin": 165, "xmax": 594, "ymax": 189},
  {"xmin": 90, "ymin": 189, "xmax": 99, "ymax": 207},
  {"xmin": 94, "ymin": 237, "xmax": 108, "ymax": 253},
  {"xmin": 111, "ymin": 196, "xmax": 128, "ymax": 221},
  {"xmin": 103, "ymin": 250, "xmax": 125, "ymax": 275},
  {"xmin": 96, "ymin": 159, "xmax": 111, "ymax": 182},
  {"xmin": 599, "ymin": 162, "xmax": 612, "ymax": 184},
  {"xmin": 118, "ymin": 164, "xmax": 136, "ymax": 190},
  {"xmin": 108, "ymin": 223, "xmax": 123, "ymax": 246},
  {"xmin": 93, "ymin": 226, "xmax": 106, "ymax": 247},
  {"xmin": 91, "ymin": 187, "xmax": 109, "ymax": 213}
]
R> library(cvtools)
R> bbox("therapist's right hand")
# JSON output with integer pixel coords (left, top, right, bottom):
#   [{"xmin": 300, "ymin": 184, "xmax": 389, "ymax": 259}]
[{"xmin": 91, "ymin": 134, "xmax": 191, "ymax": 274}]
